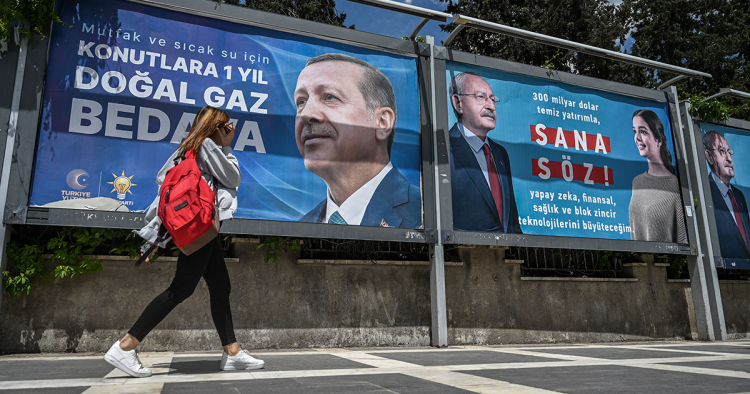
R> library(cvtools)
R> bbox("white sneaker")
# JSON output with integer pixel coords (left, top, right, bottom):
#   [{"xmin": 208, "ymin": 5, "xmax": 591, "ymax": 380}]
[
  {"xmin": 220, "ymin": 349, "xmax": 265, "ymax": 370},
  {"xmin": 104, "ymin": 340, "xmax": 153, "ymax": 378}
]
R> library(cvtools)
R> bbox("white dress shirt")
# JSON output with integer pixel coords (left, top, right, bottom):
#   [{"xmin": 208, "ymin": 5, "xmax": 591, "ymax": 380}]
[
  {"xmin": 711, "ymin": 172, "xmax": 738, "ymax": 224},
  {"xmin": 325, "ymin": 162, "xmax": 393, "ymax": 225},
  {"xmin": 457, "ymin": 121, "xmax": 493, "ymax": 189}
]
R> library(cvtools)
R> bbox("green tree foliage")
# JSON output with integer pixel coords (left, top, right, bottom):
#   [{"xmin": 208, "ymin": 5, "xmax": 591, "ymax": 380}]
[
  {"xmin": 685, "ymin": 94, "xmax": 750, "ymax": 122},
  {"xmin": 439, "ymin": 0, "xmax": 748, "ymax": 118},
  {"xmin": 438, "ymin": 0, "xmax": 641, "ymax": 83},
  {"xmin": 624, "ymin": 0, "xmax": 750, "ymax": 118},
  {"xmin": 220, "ymin": 0, "xmax": 347, "ymax": 27},
  {"xmin": 0, "ymin": 0, "xmax": 61, "ymax": 41}
]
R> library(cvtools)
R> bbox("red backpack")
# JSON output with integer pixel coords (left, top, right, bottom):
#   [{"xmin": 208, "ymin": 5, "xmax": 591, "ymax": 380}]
[
  {"xmin": 135, "ymin": 149, "xmax": 219, "ymax": 267},
  {"xmin": 159, "ymin": 149, "xmax": 219, "ymax": 250}
]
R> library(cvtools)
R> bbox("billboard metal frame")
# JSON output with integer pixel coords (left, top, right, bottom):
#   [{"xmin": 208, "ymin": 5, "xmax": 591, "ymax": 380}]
[
  {"xmin": 687, "ymin": 113, "xmax": 750, "ymax": 270},
  {"xmin": 7, "ymin": 0, "xmax": 436, "ymax": 244},
  {"xmin": 433, "ymin": 48, "xmax": 697, "ymax": 255}
]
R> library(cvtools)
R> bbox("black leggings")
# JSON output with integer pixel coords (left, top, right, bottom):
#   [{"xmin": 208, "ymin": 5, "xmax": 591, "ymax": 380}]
[{"xmin": 128, "ymin": 236, "xmax": 237, "ymax": 346}]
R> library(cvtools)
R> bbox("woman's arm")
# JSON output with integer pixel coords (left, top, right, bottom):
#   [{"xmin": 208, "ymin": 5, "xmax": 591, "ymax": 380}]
[
  {"xmin": 200, "ymin": 138, "xmax": 241, "ymax": 188},
  {"xmin": 155, "ymin": 149, "xmax": 180, "ymax": 186}
]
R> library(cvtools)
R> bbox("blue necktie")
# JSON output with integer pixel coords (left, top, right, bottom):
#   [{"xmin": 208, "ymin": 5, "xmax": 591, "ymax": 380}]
[{"xmin": 328, "ymin": 211, "xmax": 347, "ymax": 224}]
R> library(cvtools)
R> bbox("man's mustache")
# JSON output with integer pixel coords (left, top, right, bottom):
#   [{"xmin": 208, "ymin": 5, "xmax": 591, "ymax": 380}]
[
  {"xmin": 300, "ymin": 124, "xmax": 337, "ymax": 142},
  {"xmin": 481, "ymin": 109, "xmax": 496, "ymax": 119}
]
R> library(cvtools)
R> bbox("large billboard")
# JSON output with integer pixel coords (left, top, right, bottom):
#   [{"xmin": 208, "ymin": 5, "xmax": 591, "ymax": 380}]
[
  {"xmin": 29, "ymin": 0, "xmax": 422, "ymax": 229},
  {"xmin": 446, "ymin": 62, "xmax": 688, "ymax": 243},
  {"xmin": 699, "ymin": 122, "xmax": 750, "ymax": 269}
]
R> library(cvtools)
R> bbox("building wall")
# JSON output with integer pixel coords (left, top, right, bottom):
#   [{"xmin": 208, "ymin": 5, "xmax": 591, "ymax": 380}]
[{"xmin": 2, "ymin": 239, "xmax": 747, "ymax": 354}]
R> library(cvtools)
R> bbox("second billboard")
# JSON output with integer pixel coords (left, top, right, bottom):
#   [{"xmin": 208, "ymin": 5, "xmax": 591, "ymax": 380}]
[{"xmin": 446, "ymin": 62, "xmax": 688, "ymax": 243}]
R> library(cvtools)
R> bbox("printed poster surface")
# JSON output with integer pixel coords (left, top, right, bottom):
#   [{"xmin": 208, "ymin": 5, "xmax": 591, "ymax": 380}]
[
  {"xmin": 699, "ymin": 122, "xmax": 750, "ymax": 269},
  {"xmin": 446, "ymin": 62, "xmax": 687, "ymax": 243},
  {"xmin": 30, "ymin": 0, "xmax": 423, "ymax": 229}
]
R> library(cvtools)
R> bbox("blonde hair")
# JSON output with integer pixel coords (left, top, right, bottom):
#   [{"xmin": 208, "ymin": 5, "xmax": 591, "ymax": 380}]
[{"xmin": 177, "ymin": 106, "xmax": 229, "ymax": 156}]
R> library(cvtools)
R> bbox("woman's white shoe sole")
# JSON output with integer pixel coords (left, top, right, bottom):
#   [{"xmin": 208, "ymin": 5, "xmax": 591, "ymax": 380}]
[
  {"xmin": 221, "ymin": 363, "xmax": 265, "ymax": 371},
  {"xmin": 104, "ymin": 354, "xmax": 153, "ymax": 378}
]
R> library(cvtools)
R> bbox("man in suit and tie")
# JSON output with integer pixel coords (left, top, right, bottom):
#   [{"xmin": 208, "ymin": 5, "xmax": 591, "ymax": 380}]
[
  {"xmin": 448, "ymin": 72, "xmax": 521, "ymax": 233},
  {"xmin": 704, "ymin": 130, "xmax": 750, "ymax": 259},
  {"xmin": 294, "ymin": 53, "xmax": 421, "ymax": 228}
]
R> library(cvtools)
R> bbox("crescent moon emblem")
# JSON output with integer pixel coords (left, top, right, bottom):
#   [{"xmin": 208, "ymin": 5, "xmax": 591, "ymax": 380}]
[{"xmin": 66, "ymin": 169, "xmax": 89, "ymax": 190}]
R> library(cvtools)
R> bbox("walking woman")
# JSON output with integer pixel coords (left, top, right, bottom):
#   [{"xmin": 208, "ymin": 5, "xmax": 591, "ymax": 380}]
[
  {"xmin": 104, "ymin": 106, "xmax": 264, "ymax": 377},
  {"xmin": 629, "ymin": 109, "xmax": 687, "ymax": 243}
]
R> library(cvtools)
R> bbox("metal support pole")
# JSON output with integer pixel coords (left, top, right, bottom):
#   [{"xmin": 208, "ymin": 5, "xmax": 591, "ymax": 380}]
[
  {"xmin": 408, "ymin": 18, "xmax": 429, "ymax": 41},
  {"xmin": 657, "ymin": 75, "xmax": 688, "ymax": 90},
  {"xmin": 671, "ymin": 86, "xmax": 726, "ymax": 340},
  {"xmin": 451, "ymin": 14, "xmax": 711, "ymax": 80},
  {"xmin": 704, "ymin": 88, "xmax": 750, "ymax": 102},
  {"xmin": 427, "ymin": 35, "xmax": 447, "ymax": 347},
  {"xmin": 443, "ymin": 24, "xmax": 465, "ymax": 47},
  {"xmin": 0, "ymin": 33, "xmax": 28, "ymax": 313}
]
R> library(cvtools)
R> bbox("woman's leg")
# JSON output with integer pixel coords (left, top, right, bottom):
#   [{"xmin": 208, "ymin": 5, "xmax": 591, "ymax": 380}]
[
  {"xmin": 201, "ymin": 237, "xmax": 264, "ymax": 370},
  {"xmin": 126, "ymin": 240, "xmax": 217, "ymax": 343},
  {"xmin": 201, "ymin": 236, "xmax": 238, "ymax": 348}
]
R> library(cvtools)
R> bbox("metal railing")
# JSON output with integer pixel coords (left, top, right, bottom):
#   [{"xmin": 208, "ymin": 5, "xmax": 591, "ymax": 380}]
[
  {"xmin": 300, "ymin": 238, "xmax": 429, "ymax": 262},
  {"xmin": 508, "ymin": 246, "xmax": 624, "ymax": 278}
]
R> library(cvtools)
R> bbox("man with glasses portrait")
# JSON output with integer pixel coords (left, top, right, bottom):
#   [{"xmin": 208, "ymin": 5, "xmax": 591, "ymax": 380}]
[
  {"xmin": 704, "ymin": 130, "xmax": 750, "ymax": 259},
  {"xmin": 448, "ymin": 72, "xmax": 522, "ymax": 233}
]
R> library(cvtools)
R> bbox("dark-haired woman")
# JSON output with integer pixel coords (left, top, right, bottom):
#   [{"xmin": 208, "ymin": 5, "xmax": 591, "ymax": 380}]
[
  {"xmin": 629, "ymin": 109, "xmax": 687, "ymax": 243},
  {"xmin": 104, "ymin": 106, "xmax": 264, "ymax": 377}
]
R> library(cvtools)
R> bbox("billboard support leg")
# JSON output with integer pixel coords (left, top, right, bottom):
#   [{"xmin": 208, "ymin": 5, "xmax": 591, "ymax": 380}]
[
  {"xmin": 430, "ymin": 243, "xmax": 447, "ymax": 346},
  {"xmin": 427, "ymin": 35, "xmax": 447, "ymax": 347},
  {"xmin": 0, "ymin": 32, "xmax": 29, "ymax": 317},
  {"xmin": 670, "ymin": 86, "xmax": 726, "ymax": 340}
]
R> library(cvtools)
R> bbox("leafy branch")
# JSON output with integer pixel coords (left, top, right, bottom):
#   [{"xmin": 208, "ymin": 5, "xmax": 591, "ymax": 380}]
[
  {"xmin": 256, "ymin": 236, "xmax": 300, "ymax": 262},
  {"xmin": 0, "ymin": 0, "xmax": 62, "ymax": 42},
  {"xmin": 685, "ymin": 95, "xmax": 750, "ymax": 122},
  {"xmin": 3, "ymin": 227, "xmax": 145, "ymax": 296},
  {"xmin": 655, "ymin": 254, "xmax": 688, "ymax": 279}
]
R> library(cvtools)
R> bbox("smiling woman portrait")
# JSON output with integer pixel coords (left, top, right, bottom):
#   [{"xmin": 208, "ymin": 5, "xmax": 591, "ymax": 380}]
[{"xmin": 628, "ymin": 109, "xmax": 687, "ymax": 243}]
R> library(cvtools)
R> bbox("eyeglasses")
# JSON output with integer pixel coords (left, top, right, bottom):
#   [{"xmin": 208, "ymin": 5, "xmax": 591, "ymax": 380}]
[
  {"xmin": 454, "ymin": 93, "xmax": 500, "ymax": 103},
  {"xmin": 708, "ymin": 148, "xmax": 734, "ymax": 157}
]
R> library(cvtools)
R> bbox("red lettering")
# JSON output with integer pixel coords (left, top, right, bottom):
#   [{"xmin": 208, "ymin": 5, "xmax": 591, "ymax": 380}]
[{"xmin": 532, "ymin": 159, "xmax": 614, "ymax": 185}]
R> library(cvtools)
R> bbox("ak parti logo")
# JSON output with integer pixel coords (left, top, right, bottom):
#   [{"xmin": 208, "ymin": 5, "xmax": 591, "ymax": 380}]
[{"xmin": 108, "ymin": 171, "xmax": 137, "ymax": 200}]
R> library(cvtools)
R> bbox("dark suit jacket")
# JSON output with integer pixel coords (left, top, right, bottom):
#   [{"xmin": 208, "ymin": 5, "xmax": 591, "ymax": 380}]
[
  {"xmin": 450, "ymin": 123, "xmax": 522, "ymax": 233},
  {"xmin": 299, "ymin": 166, "xmax": 422, "ymax": 228},
  {"xmin": 710, "ymin": 176, "xmax": 750, "ymax": 259}
]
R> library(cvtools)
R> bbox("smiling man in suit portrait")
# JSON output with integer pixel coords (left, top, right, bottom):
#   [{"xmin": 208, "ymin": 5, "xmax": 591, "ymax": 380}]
[
  {"xmin": 704, "ymin": 130, "xmax": 750, "ymax": 259},
  {"xmin": 449, "ymin": 72, "xmax": 521, "ymax": 233},
  {"xmin": 293, "ymin": 53, "xmax": 421, "ymax": 228}
]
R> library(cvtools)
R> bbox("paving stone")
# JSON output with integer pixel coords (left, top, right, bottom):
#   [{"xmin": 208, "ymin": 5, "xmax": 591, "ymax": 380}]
[
  {"xmin": 462, "ymin": 364, "xmax": 750, "ymax": 394},
  {"xmin": 0, "ymin": 359, "xmax": 113, "ymax": 381},
  {"xmin": 169, "ymin": 353, "xmax": 375, "ymax": 375},
  {"xmin": 162, "ymin": 373, "xmax": 472, "ymax": 394},
  {"xmin": 373, "ymin": 350, "xmax": 560, "ymax": 366},
  {"xmin": 652, "ymin": 345, "xmax": 750, "ymax": 355},
  {"xmin": 523, "ymin": 347, "xmax": 707, "ymax": 360},
  {"xmin": 664, "ymin": 358, "xmax": 750, "ymax": 373},
  {"xmin": 1, "ymin": 388, "xmax": 88, "ymax": 394}
]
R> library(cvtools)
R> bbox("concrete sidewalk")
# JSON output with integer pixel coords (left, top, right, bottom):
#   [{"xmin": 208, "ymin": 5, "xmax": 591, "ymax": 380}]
[{"xmin": 1, "ymin": 340, "xmax": 750, "ymax": 393}]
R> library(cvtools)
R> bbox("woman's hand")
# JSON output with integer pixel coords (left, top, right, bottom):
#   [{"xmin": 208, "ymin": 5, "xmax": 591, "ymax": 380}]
[
  {"xmin": 212, "ymin": 121, "xmax": 235, "ymax": 147},
  {"xmin": 140, "ymin": 243, "xmax": 155, "ymax": 263}
]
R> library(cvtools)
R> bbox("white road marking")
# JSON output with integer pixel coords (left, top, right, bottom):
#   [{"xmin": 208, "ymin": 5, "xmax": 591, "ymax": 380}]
[{"xmin": 1, "ymin": 343, "xmax": 749, "ymax": 392}]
